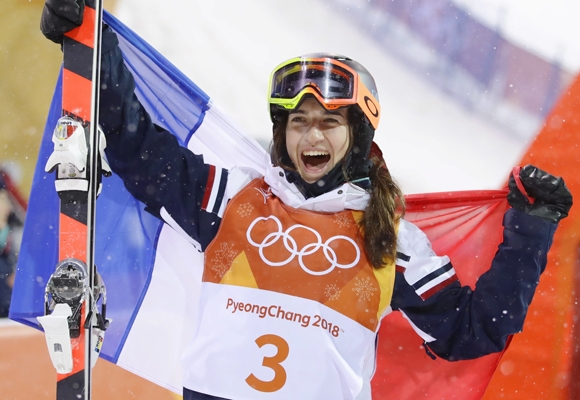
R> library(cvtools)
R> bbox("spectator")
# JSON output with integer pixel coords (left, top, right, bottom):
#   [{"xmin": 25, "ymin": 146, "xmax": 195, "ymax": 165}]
[{"xmin": 0, "ymin": 172, "xmax": 24, "ymax": 318}]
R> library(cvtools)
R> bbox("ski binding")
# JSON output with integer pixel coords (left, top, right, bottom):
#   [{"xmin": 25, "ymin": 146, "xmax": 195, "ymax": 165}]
[{"xmin": 37, "ymin": 258, "xmax": 110, "ymax": 374}]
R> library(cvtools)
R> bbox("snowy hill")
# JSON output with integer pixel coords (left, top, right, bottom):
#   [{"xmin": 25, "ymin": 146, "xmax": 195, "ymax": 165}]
[{"xmin": 113, "ymin": 0, "xmax": 534, "ymax": 194}]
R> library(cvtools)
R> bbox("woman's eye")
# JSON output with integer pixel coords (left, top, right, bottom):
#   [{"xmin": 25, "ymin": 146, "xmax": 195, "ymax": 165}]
[{"xmin": 290, "ymin": 116, "xmax": 306, "ymax": 123}]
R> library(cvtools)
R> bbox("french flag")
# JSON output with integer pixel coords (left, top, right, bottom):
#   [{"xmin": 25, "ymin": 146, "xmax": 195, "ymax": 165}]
[{"xmin": 10, "ymin": 11, "xmax": 510, "ymax": 399}]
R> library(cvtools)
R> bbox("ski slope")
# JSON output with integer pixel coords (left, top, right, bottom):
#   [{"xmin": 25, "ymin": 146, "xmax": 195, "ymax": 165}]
[{"xmin": 113, "ymin": 0, "xmax": 534, "ymax": 194}]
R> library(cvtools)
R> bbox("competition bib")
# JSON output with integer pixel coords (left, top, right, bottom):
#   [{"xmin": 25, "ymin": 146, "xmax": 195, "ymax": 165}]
[{"xmin": 183, "ymin": 179, "xmax": 396, "ymax": 399}]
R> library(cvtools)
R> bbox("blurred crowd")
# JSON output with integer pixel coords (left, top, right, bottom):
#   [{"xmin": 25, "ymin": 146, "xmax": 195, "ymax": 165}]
[{"xmin": 0, "ymin": 170, "xmax": 25, "ymax": 318}]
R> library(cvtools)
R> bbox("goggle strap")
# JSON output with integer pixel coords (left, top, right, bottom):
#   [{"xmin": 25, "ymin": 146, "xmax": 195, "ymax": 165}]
[{"xmin": 355, "ymin": 82, "xmax": 380, "ymax": 130}]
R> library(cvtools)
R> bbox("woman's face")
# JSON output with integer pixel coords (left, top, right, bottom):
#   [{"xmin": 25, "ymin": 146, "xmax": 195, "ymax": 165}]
[{"xmin": 285, "ymin": 98, "xmax": 350, "ymax": 184}]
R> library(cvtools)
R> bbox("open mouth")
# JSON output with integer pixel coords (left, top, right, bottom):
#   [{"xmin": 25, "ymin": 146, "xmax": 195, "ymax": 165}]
[{"xmin": 301, "ymin": 150, "xmax": 330, "ymax": 169}]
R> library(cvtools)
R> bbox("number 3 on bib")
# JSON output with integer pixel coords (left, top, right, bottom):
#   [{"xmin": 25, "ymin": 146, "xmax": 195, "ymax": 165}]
[{"xmin": 245, "ymin": 334, "xmax": 289, "ymax": 393}]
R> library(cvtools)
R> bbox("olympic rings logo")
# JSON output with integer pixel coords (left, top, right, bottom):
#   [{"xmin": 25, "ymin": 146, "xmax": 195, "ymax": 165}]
[{"xmin": 246, "ymin": 215, "xmax": 360, "ymax": 276}]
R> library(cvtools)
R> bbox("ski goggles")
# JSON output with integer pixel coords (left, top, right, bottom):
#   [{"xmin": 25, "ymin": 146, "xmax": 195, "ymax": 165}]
[{"xmin": 268, "ymin": 57, "xmax": 380, "ymax": 129}]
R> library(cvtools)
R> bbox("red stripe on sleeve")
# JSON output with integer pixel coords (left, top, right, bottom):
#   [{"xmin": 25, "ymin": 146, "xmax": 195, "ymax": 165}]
[
  {"xmin": 201, "ymin": 165, "xmax": 216, "ymax": 210},
  {"xmin": 420, "ymin": 275, "xmax": 459, "ymax": 300}
]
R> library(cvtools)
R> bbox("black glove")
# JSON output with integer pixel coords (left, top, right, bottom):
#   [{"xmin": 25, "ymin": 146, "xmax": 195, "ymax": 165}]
[
  {"xmin": 508, "ymin": 164, "xmax": 573, "ymax": 223},
  {"xmin": 40, "ymin": 0, "xmax": 85, "ymax": 44}
]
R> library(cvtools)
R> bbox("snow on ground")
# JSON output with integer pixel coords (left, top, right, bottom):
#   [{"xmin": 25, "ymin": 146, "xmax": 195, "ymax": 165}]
[{"xmin": 112, "ymin": 0, "xmax": 532, "ymax": 194}]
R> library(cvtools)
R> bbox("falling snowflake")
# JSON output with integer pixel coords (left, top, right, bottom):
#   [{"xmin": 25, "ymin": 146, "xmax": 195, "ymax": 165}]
[
  {"xmin": 352, "ymin": 277, "xmax": 377, "ymax": 301},
  {"xmin": 325, "ymin": 284, "xmax": 341, "ymax": 301},
  {"xmin": 237, "ymin": 203, "xmax": 254, "ymax": 217},
  {"xmin": 210, "ymin": 242, "xmax": 237, "ymax": 278},
  {"xmin": 334, "ymin": 213, "xmax": 353, "ymax": 228}
]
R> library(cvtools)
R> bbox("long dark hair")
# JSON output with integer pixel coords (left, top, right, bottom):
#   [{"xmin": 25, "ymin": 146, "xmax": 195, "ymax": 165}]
[{"xmin": 269, "ymin": 108, "xmax": 405, "ymax": 269}]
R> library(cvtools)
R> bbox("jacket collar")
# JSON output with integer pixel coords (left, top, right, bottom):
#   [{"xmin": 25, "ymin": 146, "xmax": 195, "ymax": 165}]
[{"xmin": 263, "ymin": 164, "xmax": 370, "ymax": 213}]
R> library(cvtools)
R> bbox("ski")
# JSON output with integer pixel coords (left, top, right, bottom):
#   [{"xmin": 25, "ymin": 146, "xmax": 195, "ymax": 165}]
[{"xmin": 37, "ymin": 1, "xmax": 111, "ymax": 399}]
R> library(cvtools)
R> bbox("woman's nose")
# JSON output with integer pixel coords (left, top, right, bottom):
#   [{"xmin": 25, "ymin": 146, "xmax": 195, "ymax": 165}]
[{"xmin": 305, "ymin": 126, "xmax": 324, "ymax": 145}]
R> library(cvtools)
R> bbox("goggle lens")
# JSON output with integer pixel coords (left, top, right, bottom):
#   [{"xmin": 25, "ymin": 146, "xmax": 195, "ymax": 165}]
[{"xmin": 271, "ymin": 61, "xmax": 355, "ymax": 101}]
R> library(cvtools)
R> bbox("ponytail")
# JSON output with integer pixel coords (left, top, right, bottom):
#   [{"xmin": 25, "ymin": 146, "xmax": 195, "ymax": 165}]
[{"xmin": 360, "ymin": 156, "xmax": 405, "ymax": 268}]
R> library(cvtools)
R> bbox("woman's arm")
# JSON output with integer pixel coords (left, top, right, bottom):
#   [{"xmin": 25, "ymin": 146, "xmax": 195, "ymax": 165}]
[
  {"xmin": 40, "ymin": 0, "xmax": 228, "ymax": 250},
  {"xmin": 391, "ymin": 166, "xmax": 571, "ymax": 360},
  {"xmin": 392, "ymin": 209, "xmax": 555, "ymax": 360},
  {"xmin": 97, "ymin": 28, "xmax": 228, "ymax": 250}
]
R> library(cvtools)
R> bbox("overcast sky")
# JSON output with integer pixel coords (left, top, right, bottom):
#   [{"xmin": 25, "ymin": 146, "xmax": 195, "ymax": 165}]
[{"xmin": 454, "ymin": 0, "xmax": 580, "ymax": 72}]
